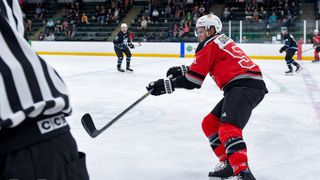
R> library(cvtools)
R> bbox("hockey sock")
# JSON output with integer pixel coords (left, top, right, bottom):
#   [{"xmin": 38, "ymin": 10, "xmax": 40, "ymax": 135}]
[
  {"xmin": 126, "ymin": 57, "xmax": 132, "ymax": 67},
  {"xmin": 286, "ymin": 62, "xmax": 293, "ymax": 70},
  {"xmin": 292, "ymin": 61, "xmax": 300, "ymax": 67},
  {"xmin": 314, "ymin": 51, "xmax": 319, "ymax": 61},
  {"xmin": 219, "ymin": 123, "xmax": 248, "ymax": 175},
  {"xmin": 117, "ymin": 57, "xmax": 123, "ymax": 67},
  {"xmin": 202, "ymin": 113, "xmax": 227, "ymax": 161}
]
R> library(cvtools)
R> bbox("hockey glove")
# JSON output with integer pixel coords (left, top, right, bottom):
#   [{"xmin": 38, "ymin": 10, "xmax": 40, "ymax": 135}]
[
  {"xmin": 128, "ymin": 43, "xmax": 135, "ymax": 49},
  {"xmin": 146, "ymin": 78, "xmax": 175, "ymax": 96},
  {"xmin": 166, "ymin": 65, "xmax": 189, "ymax": 78},
  {"xmin": 279, "ymin": 49, "xmax": 284, "ymax": 53}
]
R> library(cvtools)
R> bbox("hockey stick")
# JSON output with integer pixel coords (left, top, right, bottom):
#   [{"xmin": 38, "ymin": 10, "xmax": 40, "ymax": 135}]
[
  {"xmin": 81, "ymin": 89, "xmax": 153, "ymax": 138},
  {"xmin": 132, "ymin": 41, "xmax": 142, "ymax": 47},
  {"xmin": 301, "ymin": 47, "xmax": 314, "ymax": 53}
]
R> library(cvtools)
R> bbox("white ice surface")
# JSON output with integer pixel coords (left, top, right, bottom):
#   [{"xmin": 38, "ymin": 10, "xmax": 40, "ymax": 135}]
[{"xmin": 41, "ymin": 55, "xmax": 320, "ymax": 180}]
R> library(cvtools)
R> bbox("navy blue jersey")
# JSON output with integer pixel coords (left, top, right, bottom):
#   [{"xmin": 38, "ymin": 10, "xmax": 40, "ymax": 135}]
[
  {"xmin": 113, "ymin": 31, "xmax": 131, "ymax": 50},
  {"xmin": 280, "ymin": 34, "xmax": 298, "ymax": 52}
]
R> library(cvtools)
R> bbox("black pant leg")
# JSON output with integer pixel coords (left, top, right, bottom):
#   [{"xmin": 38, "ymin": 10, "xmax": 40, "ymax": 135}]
[
  {"xmin": 114, "ymin": 47, "xmax": 124, "ymax": 66},
  {"xmin": 210, "ymin": 98, "xmax": 224, "ymax": 119},
  {"xmin": 220, "ymin": 87, "xmax": 266, "ymax": 129},
  {"xmin": 123, "ymin": 47, "xmax": 132, "ymax": 58}
]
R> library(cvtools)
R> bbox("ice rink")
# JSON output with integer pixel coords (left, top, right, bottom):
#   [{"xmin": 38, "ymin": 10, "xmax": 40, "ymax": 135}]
[{"xmin": 42, "ymin": 55, "xmax": 320, "ymax": 180}]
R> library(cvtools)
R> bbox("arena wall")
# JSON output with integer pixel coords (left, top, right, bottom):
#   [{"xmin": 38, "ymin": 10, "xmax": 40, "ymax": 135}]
[{"xmin": 32, "ymin": 41, "xmax": 314, "ymax": 60}]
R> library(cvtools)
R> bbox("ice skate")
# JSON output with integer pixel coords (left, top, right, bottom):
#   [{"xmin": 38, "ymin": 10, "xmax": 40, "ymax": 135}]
[{"xmin": 208, "ymin": 160, "xmax": 234, "ymax": 179}]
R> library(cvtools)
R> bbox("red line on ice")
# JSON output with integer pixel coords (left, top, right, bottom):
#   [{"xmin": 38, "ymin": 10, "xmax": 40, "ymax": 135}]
[{"xmin": 301, "ymin": 67, "xmax": 320, "ymax": 120}]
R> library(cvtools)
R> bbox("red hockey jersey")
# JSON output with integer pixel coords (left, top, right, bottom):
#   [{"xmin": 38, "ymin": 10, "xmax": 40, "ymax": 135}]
[
  {"xmin": 313, "ymin": 35, "xmax": 320, "ymax": 45},
  {"xmin": 186, "ymin": 34, "xmax": 263, "ymax": 90}
]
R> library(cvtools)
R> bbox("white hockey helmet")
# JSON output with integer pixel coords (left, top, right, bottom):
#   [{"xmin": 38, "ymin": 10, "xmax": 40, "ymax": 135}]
[
  {"xmin": 195, "ymin": 13, "xmax": 222, "ymax": 36},
  {"xmin": 121, "ymin": 23, "xmax": 128, "ymax": 32},
  {"xmin": 314, "ymin": 29, "xmax": 319, "ymax": 35}
]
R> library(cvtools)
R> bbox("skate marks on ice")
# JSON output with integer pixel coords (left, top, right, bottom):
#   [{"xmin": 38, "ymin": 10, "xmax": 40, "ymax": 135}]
[
  {"xmin": 299, "ymin": 64, "xmax": 320, "ymax": 120},
  {"xmin": 63, "ymin": 58, "xmax": 179, "ymax": 80}
]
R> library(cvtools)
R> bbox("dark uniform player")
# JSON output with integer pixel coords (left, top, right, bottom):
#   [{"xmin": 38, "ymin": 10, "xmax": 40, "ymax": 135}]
[
  {"xmin": 279, "ymin": 27, "xmax": 302, "ymax": 75},
  {"xmin": 146, "ymin": 14, "xmax": 267, "ymax": 180},
  {"xmin": 0, "ymin": 1, "xmax": 89, "ymax": 179},
  {"xmin": 113, "ymin": 23, "xmax": 135, "ymax": 72},
  {"xmin": 312, "ymin": 29, "xmax": 320, "ymax": 63}
]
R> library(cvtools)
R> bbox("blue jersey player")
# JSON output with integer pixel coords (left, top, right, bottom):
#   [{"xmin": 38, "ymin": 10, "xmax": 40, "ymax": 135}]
[{"xmin": 279, "ymin": 27, "xmax": 302, "ymax": 75}]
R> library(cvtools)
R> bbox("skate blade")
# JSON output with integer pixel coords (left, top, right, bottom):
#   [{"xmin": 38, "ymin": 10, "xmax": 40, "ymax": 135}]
[
  {"xmin": 295, "ymin": 67, "xmax": 303, "ymax": 73},
  {"xmin": 209, "ymin": 176, "xmax": 237, "ymax": 180},
  {"xmin": 285, "ymin": 73, "xmax": 294, "ymax": 76}
]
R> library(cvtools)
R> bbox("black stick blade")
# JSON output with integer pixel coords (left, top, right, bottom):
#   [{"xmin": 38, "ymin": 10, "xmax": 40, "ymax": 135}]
[{"xmin": 81, "ymin": 113, "xmax": 99, "ymax": 138}]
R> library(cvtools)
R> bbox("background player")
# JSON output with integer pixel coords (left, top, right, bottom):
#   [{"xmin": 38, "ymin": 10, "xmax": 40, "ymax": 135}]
[
  {"xmin": 113, "ymin": 23, "xmax": 135, "ymax": 72},
  {"xmin": 279, "ymin": 27, "xmax": 302, "ymax": 75},
  {"xmin": 146, "ymin": 14, "xmax": 267, "ymax": 180},
  {"xmin": 312, "ymin": 29, "xmax": 320, "ymax": 63}
]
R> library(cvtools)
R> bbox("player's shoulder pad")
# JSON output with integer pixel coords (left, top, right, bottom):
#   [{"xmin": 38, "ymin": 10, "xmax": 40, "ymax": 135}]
[
  {"xmin": 213, "ymin": 33, "xmax": 232, "ymax": 49},
  {"xmin": 195, "ymin": 36, "xmax": 215, "ymax": 53}
]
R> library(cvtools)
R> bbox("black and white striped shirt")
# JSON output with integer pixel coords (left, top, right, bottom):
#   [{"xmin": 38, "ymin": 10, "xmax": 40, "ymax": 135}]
[{"xmin": 0, "ymin": 0, "xmax": 71, "ymax": 129}]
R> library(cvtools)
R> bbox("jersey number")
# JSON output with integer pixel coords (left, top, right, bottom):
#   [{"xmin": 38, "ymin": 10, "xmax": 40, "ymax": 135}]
[{"xmin": 230, "ymin": 46, "xmax": 256, "ymax": 69}]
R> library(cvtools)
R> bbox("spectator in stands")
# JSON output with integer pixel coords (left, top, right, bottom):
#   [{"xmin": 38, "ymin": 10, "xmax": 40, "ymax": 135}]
[
  {"xmin": 259, "ymin": 6, "xmax": 268, "ymax": 21},
  {"xmin": 45, "ymin": 32, "xmax": 55, "ymax": 41},
  {"xmin": 94, "ymin": 5, "xmax": 100, "ymax": 21},
  {"xmin": 152, "ymin": 8, "xmax": 159, "ymax": 23},
  {"xmin": 269, "ymin": 12, "xmax": 277, "ymax": 24},
  {"xmin": 111, "ymin": 0, "xmax": 117, "ymax": 9},
  {"xmin": 81, "ymin": 13, "xmax": 89, "ymax": 24},
  {"xmin": 74, "ymin": 12, "xmax": 81, "ymax": 24},
  {"xmin": 98, "ymin": 6, "xmax": 105, "ymax": 24},
  {"xmin": 172, "ymin": 23, "xmax": 179, "ymax": 39},
  {"xmin": 62, "ymin": 19, "xmax": 69, "ymax": 33},
  {"xmin": 34, "ymin": 3, "xmax": 44, "ymax": 20},
  {"xmin": 175, "ymin": 6, "xmax": 182, "ymax": 18},
  {"xmin": 140, "ymin": 16, "xmax": 148, "ymax": 31},
  {"xmin": 165, "ymin": 4, "xmax": 172, "ymax": 18},
  {"xmin": 67, "ymin": 24, "xmax": 76, "ymax": 39},
  {"xmin": 252, "ymin": 9, "xmax": 259, "ymax": 22},
  {"xmin": 114, "ymin": 8, "xmax": 120, "ymax": 23},
  {"xmin": 193, "ymin": 13, "xmax": 198, "ymax": 25},
  {"xmin": 245, "ymin": 7, "xmax": 253, "ymax": 21},
  {"xmin": 46, "ymin": 19, "xmax": 55, "ymax": 33},
  {"xmin": 182, "ymin": 22, "xmax": 190, "ymax": 37},
  {"xmin": 263, "ymin": 32, "xmax": 271, "ymax": 43},
  {"xmin": 55, "ymin": 20, "xmax": 63, "ymax": 33},
  {"xmin": 25, "ymin": 19, "xmax": 32, "ymax": 32},
  {"xmin": 185, "ymin": 12, "xmax": 192, "ymax": 28},
  {"xmin": 222, "ymin": 7, "xmax": 230, "ymax": 21},
  {"xmin": 186, "ymin": 0, "xmax": 194, "ymax": 8},
  {"xmin": 242, "ymin": 36, "xmax": 248, "ymax": 43},
  {"xmin": 198, "ymin": 4, "xmax": 205, "ymax": 16}
]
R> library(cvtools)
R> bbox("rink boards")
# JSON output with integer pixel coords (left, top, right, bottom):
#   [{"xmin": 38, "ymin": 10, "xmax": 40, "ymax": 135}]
[{"xmin": 31, "ymin": 41, "xmax": 314, "ymax": 60}]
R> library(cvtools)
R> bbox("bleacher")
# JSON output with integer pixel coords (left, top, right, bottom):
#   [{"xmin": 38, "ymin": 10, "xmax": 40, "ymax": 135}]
[
  {"xmin": 23, "ymin": 3, "xmax": 62, "ymax": 39},
  {"xmin": 130, "ymin": 1, "xmax": 211, "ymax": 42},
  {"xmin": 53, "ymin": 2, "xmax": 129, "ymax": 41},
  {"xmin": 221, "ymin": 0, "xmax": 301, "ymax": 42}
]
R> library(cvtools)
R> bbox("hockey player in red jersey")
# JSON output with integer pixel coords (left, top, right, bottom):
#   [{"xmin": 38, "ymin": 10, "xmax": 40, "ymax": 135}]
[
  {"xmin": 146, "ymin": 14, "xmax": 268, "ymax": 180},
  {"xmin": 312, "ymin": 29, "xmax": 320, "ymax": 63}
]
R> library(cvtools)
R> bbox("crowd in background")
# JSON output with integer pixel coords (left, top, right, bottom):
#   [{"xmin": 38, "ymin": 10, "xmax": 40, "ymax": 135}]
[
  {"xmin": 20, "ymin": 0, "xmax": 312, "ymax": 43},
  {"xmin": 23, "ymin": 0, "xmax": 132, "ymax": 41},
  {"xmin": 223, "ymin": 0, "xmax": 299, "ymax": 28},
  {"xmin": 135, "ymin": 0, "xmax": 210, "ymax": 41}
]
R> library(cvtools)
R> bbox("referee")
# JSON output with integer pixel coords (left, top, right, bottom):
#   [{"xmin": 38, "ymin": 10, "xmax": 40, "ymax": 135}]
[{"xmin": 0, "ymin": 1, "xmax": 89, "ymax": 179}]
